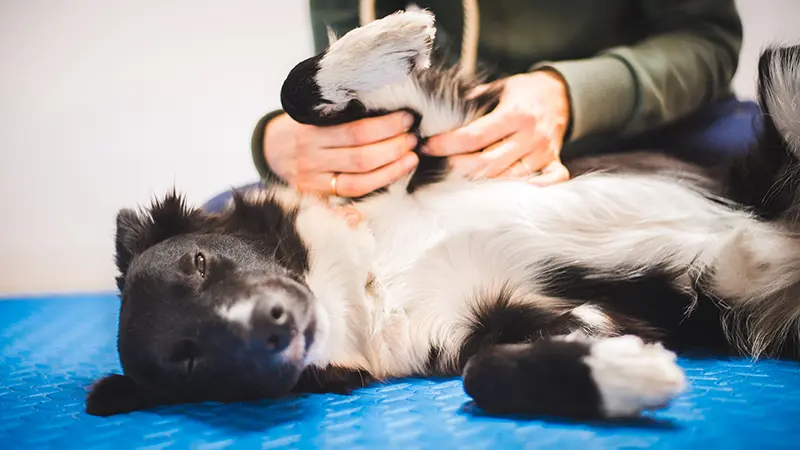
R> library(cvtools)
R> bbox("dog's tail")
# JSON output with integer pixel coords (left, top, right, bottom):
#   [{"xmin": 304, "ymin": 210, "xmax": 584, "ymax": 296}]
[
  {"xmin": 707, "ymin": 43, "xmax": 800, "ymax": 359},
  {"xmin": 725, "ymin": 43, "xmax": 800, "ymax": 224}
]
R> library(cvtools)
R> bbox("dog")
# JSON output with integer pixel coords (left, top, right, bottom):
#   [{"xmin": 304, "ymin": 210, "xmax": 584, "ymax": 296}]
[{"xmin": 86, "ymin": 10, "xmax": 800, "ymax": 420}]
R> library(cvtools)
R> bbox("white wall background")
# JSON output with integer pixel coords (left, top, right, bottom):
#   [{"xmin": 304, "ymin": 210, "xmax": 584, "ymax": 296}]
[
  {"xmin": 732, "ymin": 0, "xmax": 800, "ymax": 99},
  {"xmin": 0, "ymin": 1, "xmax": 799, "ymax": 296}
]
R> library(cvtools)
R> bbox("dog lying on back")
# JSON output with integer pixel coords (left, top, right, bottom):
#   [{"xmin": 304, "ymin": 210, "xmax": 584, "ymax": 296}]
[{"xmin": 87, "ymin": 10, "xmax": 800, "ymax": 419}]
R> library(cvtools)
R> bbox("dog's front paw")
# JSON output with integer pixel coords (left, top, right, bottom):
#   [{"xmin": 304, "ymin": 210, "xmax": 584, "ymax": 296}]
[{"xmin": 315, "ymin": 9, "xmax": 437, "ymax": 107}]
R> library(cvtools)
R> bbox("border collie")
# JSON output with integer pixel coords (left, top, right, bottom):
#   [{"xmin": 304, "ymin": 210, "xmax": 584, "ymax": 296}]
[{"xmin": 86, "ymin": 10, "xmax": 800, "ymax": 420}]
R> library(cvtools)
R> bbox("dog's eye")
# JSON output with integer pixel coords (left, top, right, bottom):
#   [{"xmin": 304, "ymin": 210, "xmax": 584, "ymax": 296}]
[{"xmin": 194, "ymin": 252, "xmax": 206, "ymax": 277}]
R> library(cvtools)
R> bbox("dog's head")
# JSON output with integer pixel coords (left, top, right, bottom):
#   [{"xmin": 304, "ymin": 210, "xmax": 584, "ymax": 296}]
[{"xmin": 86, "ymin": 189, "xmax": 328, "ymax": 416}]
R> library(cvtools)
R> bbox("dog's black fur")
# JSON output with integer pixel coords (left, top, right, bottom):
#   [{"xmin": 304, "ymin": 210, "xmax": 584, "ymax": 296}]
[{"xmin": 86, "ymin": 10, "xmax": 800, "ymax": 420}]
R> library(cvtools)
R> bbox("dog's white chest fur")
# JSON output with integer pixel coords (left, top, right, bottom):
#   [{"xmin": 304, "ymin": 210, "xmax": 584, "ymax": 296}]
[{"xmin": 354, "ymin": 178, "xmax": 544, "ymax": 377}]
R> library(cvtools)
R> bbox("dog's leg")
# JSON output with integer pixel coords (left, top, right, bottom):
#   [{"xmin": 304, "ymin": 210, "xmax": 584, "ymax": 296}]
[
  {"xmin": 279, "ymin": 9, "xmax": 496, "ymax": 193},
  {"xmin": 278, "ymin": 9, "xmax": 490, "ymax": 135},
  {"xmin": 462, "ymin": 334, "xmax": 686, "ymax": 419},
  {"xmin": 279, "ymin": 9, "xmax": 438, "ymax": 126},
  {"xmin": 452, "ymin": 289, "xmax": 685, "ymax": 419}
]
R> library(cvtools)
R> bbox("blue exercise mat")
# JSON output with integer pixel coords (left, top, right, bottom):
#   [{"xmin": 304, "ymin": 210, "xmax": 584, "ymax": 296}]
[{"xmin": 1, "ymin": 293, "xmax": 799, "ymax": 449}]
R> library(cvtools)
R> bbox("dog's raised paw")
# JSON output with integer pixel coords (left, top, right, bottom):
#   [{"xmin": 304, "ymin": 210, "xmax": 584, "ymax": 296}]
[
  {"xmin": 583, "ymin": 335, "xmax": 687, "ymax": 418},
  {"xmin": 315, "ymin": 10, "xmax": 437, "ymax": 106}
]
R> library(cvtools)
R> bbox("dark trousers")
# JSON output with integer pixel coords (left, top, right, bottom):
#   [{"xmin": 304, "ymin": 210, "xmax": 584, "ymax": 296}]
[{"xmin": 563, "ymin": 97, "xmax": 761, "ymax": 166}]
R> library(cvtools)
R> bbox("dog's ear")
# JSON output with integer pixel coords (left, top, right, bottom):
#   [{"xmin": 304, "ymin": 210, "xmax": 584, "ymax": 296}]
[
  {"xmin": 85, "ymin": 374, "xmax": 174, "ymax": 416},
  {"xmin": 225, "ymin": 188, "xmax": 299, "ymax": 236},
  {"xmin": 115, "ymin": 191, "xmax": 203, "ymax": 291}
]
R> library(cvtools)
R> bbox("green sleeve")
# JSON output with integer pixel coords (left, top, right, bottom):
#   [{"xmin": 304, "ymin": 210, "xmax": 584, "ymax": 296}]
[
  {"xmin": 533, "ymin": 0, "xmax": 743, "ymax": 144},
  {"xmin": 250, "ymin": 109, "xmax": 289, "ymax": 183}
]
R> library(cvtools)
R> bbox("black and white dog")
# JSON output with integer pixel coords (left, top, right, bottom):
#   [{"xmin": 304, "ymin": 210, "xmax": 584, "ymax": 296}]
[{"xmin": 87, "ymin": 10, "xmax": 800, "ymax": 420}]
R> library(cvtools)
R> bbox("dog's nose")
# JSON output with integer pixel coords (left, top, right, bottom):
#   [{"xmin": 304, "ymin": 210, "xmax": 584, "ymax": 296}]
[
  {"xmin": 246, "ymin": 275, "xmax": 314, "ymax": 354},
  {"xmin": 251, "ymin": 297, "xmax": 295, "ymax": 353}
]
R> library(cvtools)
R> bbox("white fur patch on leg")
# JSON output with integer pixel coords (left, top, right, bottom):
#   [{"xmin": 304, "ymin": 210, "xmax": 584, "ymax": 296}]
[
  {"xmin": 315, "ymin": 9, "xmax": 436, "ymax": 108},
  {"xmin": 583, "ymin": 335, "xmax": 687, "ymax": 418},
  {"xmin": 570, "ymin": 303, "xmax": 616, "ymax": 336}
]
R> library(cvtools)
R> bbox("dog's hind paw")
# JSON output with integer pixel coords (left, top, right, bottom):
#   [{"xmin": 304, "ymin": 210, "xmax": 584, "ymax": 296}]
[
  {"xmin": 583, "ymin": 335, "xmax": 687, "ymax": 418},
  {"xmin": 315, "ymin": 9, "xmax": 437, "ymax": 107}
]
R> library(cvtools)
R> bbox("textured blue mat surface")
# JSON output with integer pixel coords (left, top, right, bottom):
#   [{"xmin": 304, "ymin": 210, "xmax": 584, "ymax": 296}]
[{"xmin": 1, "ymin": 293, "xmax": 800, "ymax": 449}]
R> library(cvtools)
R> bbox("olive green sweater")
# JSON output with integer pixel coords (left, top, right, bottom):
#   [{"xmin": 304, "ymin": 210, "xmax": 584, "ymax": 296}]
[{"xmin": 252, "ymin": 0, "xmax": 742, "ymax": 180}]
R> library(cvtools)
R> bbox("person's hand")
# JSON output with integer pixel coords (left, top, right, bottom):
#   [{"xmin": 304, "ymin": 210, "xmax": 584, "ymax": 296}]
[
  {"xmin": 264, "ymin": 111, "xmax": 420, "ymax": 197},
  {"xmin": 423, "ymin": 70, "xmax": 572, "ymax": 186}
]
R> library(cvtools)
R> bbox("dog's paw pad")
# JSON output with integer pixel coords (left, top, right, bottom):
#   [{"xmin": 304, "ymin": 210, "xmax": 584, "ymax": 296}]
[{"xmin": 584, "ymin": 335, "xmax": 687, "ymax": 418}]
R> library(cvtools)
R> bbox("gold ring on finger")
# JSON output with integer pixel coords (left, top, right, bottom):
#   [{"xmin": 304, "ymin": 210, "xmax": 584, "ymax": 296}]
[{"xmin": 330, "ymin": 173, "xmax": 340, "ymax": 196}]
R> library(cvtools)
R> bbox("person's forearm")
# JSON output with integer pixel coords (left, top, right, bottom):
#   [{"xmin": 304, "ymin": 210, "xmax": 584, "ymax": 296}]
[
  {"xmin": 603, "ymin": 27, "xmax": 742, "ymax": 136},
  {"xmin": 532, "ymin": 0, "xmax": 742, "ymax": 143}
]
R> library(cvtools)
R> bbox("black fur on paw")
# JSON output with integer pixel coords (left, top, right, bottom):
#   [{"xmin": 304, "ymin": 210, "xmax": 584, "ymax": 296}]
[
  {"xmin": 462, "ymin": 339, "xmax": 601, "ymax": 419},
  {"xmin": 292, "ymin": 365, "xmax": 373, "ymax": 395},
  {"xmin": 86, "ymin": 374, "xmax": 176, "ymax": 417}
]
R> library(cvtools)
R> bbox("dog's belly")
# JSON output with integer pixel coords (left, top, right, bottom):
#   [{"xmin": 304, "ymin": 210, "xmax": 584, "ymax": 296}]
[
  {"xmin": 347, "ymin": 172, "xmax": 783, "ymax": 377},
  {"xmin": 360, "ymin": 172, "xmax": 748, "ymax": 288}
]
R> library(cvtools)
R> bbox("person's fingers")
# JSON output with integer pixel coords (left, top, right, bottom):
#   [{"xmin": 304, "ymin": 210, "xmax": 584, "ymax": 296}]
[
  {"xmin": 526, "ymin": 160, "xmax": 571, "ymax": 186},
  {"xmin": 499, "ymin": 159, "xmax": 536, "ymax": 179},
  {"xmin": 309, "ymin": 133, "xmax": 418, "ymax": 174},
  {"xmin": 447, "ymin": 152, "xmax": 484, "ymax": 178},
  {"xmin": 465, "ymin": 82, "xmax": 494, "ymax": 100},
  {"xmin": 464, "ymin": 78, "xmax": 507, "ymax": 103},
  {"xmin": 316, "ymin": 111, "xmax": 415, "ymax": 148},
  {"xmin": 298, "ymin": 152, "xmax": 419, "ymax": 198},
  {"xmin": 498, "ymin": 143, "xmax": 551, "ymax": 179},
  {"xmin": 447, "ymin": 132, "xmax": 542, "ymax": 180},
  {"xmin": 496, "ymin": 132, "xmax": 559, "ymax": 178},
  {"xmin": 466, "ymin": 131, "xmax": 534, "ymax": 178},
  {"xmin": 422, "ymin": 108, "xmax": 518, "ymax": 157},
  {"xmin": 334, "ymin": 152, "xmax": 420, "ymax": 197}
]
